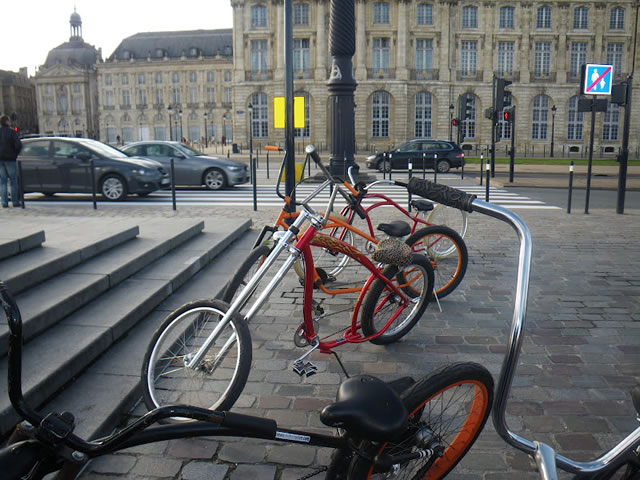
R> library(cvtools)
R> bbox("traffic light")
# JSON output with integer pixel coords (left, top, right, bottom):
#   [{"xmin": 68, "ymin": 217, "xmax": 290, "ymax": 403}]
[
  {"xmin": 451, "ymin": 118, "xmax": 459, "ymax": 127},
  {"xmin": 503, "ymin": 108, "xmax": 513, "ymax": 123},
  {"xmin": 464, "ymin": 95, "xmax": 473, "ymax": 119},
  {"xmin": 495, "ymin": 78, "xmax": 513, "ymax": 112}
]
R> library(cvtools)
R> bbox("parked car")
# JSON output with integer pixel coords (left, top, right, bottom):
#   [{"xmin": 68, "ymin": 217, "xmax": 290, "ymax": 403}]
[
  {"xmin": 366, "ymin": 139, "xmax": 465, "ymax": 173},
  {"xmin": 18, "ymin": 137, "xmax": 170, "ymax": 201},
  {"xmin": 121, "ymin": 141, "xmax": 249, "ymax": 190}
]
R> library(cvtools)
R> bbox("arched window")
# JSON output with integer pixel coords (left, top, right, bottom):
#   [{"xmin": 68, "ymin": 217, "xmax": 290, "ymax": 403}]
[
  {"xmin": 567, "ymin": 96, "xmax": 584, "ymax": 141},
  {"xmin": 372, "ymin": 91, "xmax": 390, "ymax": 138},
  {"xmin": 603, "ymin": 103, "xmax": 620, "ymax": 141},
  {"xmin": 532, "ymin": 95, "xmax": 549, "ymax": 140},
  {"xmin": 294, "ymin": 92, "xmax": 311, "ymax": 138},
  {"xmin": 251, "ymin": 92, "xmax": 269, "ymax": 138},
  {"xmin": 414, "ymin": 92, "xmax": 432, "ymax": 138}
]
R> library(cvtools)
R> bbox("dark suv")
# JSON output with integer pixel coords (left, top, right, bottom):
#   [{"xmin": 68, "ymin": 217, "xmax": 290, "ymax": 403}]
[{"xmin": 366, "ymin": 139, "xmax": 465, "ymax": 173}]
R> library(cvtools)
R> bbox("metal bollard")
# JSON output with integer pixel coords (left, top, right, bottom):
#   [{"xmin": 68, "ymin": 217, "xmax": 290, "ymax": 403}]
[
  {"xmin": 567, "ymin": 161, "xmax": 574, "ymax": 214},
  {"xmin": 17, "ymin": 160, "xmax": 25, "ymax": 209},
  {"xmin": 90, "ymin": 159, "xmax": 97, "ymax": 210},
  {"xmin": 170, "ymin": 158, "xmax": 176, "ymax": 211},
  {"xmin": 479, "ymin": 154, "xmax": 484, "ymax": 186},
  {"xmin": 433, "ymin": 153, "xmax": 438, "ymax": 183},
  {"xmin": 388, "ymin": 153, "xmax": 392, "ymax": 181},
  {"xmin": 408, "ymin": 162, "xmax": 413, "ymax": 212},
  {"xmin": 461, "ymin": 156, "xmax": 465, "ymax": 179},
  {"xmin": 485, "ymin": 158, "xmax": 491, "ymax": 202},
  {"xmin": 422, "ymin": 152, "xmax": 426, "ymax": 179},
  {"xmin": 382, "ymin": 152, "xmax": 387, "ymax": 180},
  {"xmin": 266, "ymin": 151, "xmax": 270, "ymax": 179}
]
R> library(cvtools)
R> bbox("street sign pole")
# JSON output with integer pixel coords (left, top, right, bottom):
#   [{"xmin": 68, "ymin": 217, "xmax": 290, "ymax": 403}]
[
  {"xmin": 616, "ymin": 75, "xmax": 633, "ymax": 214},
  {"xmin": 585, "ymin": 100, "xmax": 596, "ymax": 214},
  {"xmin": 491, "ymin": 75, "xmax": 496, "ymax": 178}
]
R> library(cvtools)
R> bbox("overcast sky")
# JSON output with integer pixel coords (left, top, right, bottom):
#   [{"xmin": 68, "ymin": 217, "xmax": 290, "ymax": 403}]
[{"xmin": 4, "ymin": 1, "xmax": 234, "ymax": 76}]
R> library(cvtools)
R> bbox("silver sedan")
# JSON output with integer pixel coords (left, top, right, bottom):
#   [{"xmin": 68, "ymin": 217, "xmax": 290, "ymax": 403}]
[{"xmin": 122, "ymin": 141, "xmax": 249, "ymax": 190}]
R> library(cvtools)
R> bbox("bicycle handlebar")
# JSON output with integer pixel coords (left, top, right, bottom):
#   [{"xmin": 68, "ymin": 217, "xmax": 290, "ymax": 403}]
[{"xmin": 400, "ymin": 177, "xmax": 476, "ymax": 213}]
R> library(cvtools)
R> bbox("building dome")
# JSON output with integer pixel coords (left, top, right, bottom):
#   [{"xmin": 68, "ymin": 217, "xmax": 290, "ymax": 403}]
[
  {"xmin": 43, "ymin": 9, "xmax": 100, "ymax": 69},
  {"xmin": 70, "ymin": 10, "xmax": 82, "ymax": 26}
]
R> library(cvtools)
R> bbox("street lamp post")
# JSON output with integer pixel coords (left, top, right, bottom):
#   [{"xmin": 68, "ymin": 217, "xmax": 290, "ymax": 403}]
[
  {"xmin": 203, "ymin": 112, "xmax": 208, "ymax": 148},
  {"xmin": 167, "ymin": 106, "xmax": 173, "ymax": 141},
  {"xmin": 179, "ymin": 109, "xmax": 183, "ymax": 142},
  {"xmin": 449, "ymin": 104, "xmax": 454, "ymax": 141},
  {"xmin": 222, "ymin": 113, "xmax": 226, "ymax": 145},
  {"xmin": 248, "ymin": 103, "xmax": 256, "ymax": 211},
  {"xmin": 550, "ymin": 104, "xmax": 557, "ymax": 158}
]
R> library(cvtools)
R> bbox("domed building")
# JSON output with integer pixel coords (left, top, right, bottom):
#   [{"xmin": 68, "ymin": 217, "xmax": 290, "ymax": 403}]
[{"xmin": 34, "ymin": 9, "xmax": 102, "ymax": 138}]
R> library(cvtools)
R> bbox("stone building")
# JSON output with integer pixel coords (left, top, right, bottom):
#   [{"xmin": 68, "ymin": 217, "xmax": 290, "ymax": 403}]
[
  {"xmin": 97, "ymin": 30, "xmax": 234, "ymax": 144},
  {"xmin": 230, "ymin": 0, "xmax": 639, "ymax": 156},
  {"xmin": 33, "ymin": 9, "xmax": 102, "ymax": 138},
  {"xmin": 0, "ymin": 69, "xmax": 37, "ymax": 135}
]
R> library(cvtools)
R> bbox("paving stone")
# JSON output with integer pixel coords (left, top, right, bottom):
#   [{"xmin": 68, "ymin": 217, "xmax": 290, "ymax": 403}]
[
  {"xmin": 131, "ymin": 456, "xmax": 182, "ymax": 477},
  {"xmin": 181, "ymin": 462, "xmax": 228, "ymax": 480},
  {"xmin": 229, "ymin": 464, "xmax": 277, "ymax": 480},
  {"xmin": 88, "ymin": 454, "xmax": 137, "ymax": 474},
  {"xmin": 266, "ymin": 444, "xmax": 316, "ymax": 466},
  {"xmin": 217, "ymin": 443, "xmax": 267, "ymax": 463}
]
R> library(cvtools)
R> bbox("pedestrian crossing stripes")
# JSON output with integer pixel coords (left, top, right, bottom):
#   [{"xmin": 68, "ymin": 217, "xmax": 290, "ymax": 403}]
[{"xmin": 23, "ymin": 181, "xmax": 561, "ymax": 210}]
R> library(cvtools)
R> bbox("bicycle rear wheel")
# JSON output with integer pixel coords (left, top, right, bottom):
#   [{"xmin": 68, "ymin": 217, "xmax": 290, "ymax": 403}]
[
  {"xmin": 293, "ymin": 225, "xmax": 356, "ymax": 282},
  {"xmin": 425, "ymin": 203, "xmax": 469, "ymax": 244},
  {"xmin": 347, "ymin": 363, "xmax": 493, "ymax": 479},
  {"xmin": 141, "ymin": 299, "xmax": 251, "ymax": 418},
  {"xmin": 360, "ymin": 254, "xmax": 434, "ymax": 345},
  {"xmin": 405, "ymin": 226, "xmax": 468, "ymax": 299}
]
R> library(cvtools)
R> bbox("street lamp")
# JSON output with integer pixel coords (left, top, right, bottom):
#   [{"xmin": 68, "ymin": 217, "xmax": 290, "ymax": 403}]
[
  {"xmin": 203, "ymin": 112, "xmax": 208, "ymax": 148},
  {"xmin": 550, "ymin": 104, "xmax": 557, "ymax": 158},
  {"xmin": 167, "ymin": 106, "xmax": 173, "ymax": 141},
  {"xmin": 449, "ymin": 104, "xmax": 455, "ymax": 141},
  {"xmin": 178, "ymin": 109, "xmax": 183, "ymax": 142},
  {"xmin": 248, "ymin": 103, "xmax": 256, "ymax": 211},
  {"xmin": 222, "ymin": 112, "xmax": 226, "ymax": 145}
]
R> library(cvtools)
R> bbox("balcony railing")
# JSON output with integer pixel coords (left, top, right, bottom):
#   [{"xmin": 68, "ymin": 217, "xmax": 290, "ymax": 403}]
[
  {"xmin": 531, "ymin": 71, "xmax": 557, "ymax": 82},
  {"xmin": 103, "ymin": 105, "xmax": 115, "ymax": 111},
  {"xmin": 249, "ymin": 70, "xmax": 273, "ymax": 81},
  {"xmin": 410, "ymin": 69, "xmax": 439, "ymax": 81},
  {"xmin": 367, "ymin": 68, "xmax": 396, "ymax": 79},
  {"xmin": 120, "ymin": 104, "xmax": 132, "ymax": 110},
  {"xmin": 136, "ymin": 103, "xmax": 147, "ymax": 109},
  {"xmin": 498, "ymin": 71, "xmax": 520, "ymax": 82},
  {"xmin": 456, "ymin": 70, "xmax": 483, "ymax": 81}
]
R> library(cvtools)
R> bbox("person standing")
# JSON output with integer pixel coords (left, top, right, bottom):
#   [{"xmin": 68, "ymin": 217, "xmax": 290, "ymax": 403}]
[{"xmin": 0, "ymin": 115, "xmax": 22, "ymax": 208}]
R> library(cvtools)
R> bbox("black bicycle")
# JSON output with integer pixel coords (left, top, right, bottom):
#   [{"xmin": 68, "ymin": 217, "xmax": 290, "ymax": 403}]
[{"xmin": 0, "ymin": 277, "xmax": 493, "ymax": 480}]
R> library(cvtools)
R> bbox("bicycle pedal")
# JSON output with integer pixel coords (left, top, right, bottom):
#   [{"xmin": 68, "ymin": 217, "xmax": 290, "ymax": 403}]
[{"xmin": 292, "ymin": 359, "xmax": 318, "ymax": 377}]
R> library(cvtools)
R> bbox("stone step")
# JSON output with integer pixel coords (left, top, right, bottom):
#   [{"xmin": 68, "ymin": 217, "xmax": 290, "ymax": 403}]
[
  {"xmin": 0, "ymin": 217, "xmax": 141, "ymax": 294},
  {"xmin": 43, "ymin": 228, "xmax": 259, "ymax": 440},
  {"xmin": 0, "ymin": 228, "xmax": 45, "ymax": 261},
  {"xmin": 0, "ymin": 218, "xmax": 206, "ymax": 358},
  {"xmin": 0, "ymin": 217, "xmax": 251, "ymax": 436}
]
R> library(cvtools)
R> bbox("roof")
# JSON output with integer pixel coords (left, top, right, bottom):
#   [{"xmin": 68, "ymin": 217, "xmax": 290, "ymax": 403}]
[
  {"xmin": 44, "ymin": 38, "xmax": 101, "ymax": 69},
  {"xmin": 108, "ymin": 29, "xmax": 233, "ymax": 62}
]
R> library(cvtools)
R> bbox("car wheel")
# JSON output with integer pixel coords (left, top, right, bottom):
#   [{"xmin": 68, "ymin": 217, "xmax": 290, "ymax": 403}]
[
  {"xmin": 101, "ymin": 174, "xmax": 128, "ymax": 201},
  {"xmin": 436, "ymin": 159, "xmax": 451, "ymax": 173},
  {"xmin": 204, "ymin": 169, "xmax": 227, "ymax": 190}
]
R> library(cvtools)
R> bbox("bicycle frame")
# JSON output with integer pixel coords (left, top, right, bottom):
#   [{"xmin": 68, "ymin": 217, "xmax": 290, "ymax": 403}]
[{"xmin": 188, "ymin": 179, "xmax": 416, "ymax": 368}]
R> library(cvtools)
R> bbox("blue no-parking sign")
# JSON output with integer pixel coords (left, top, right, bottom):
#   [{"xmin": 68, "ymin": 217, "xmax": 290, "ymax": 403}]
[{"xmin": 583, "ymin": 64, "xmax": 613, "ymax": 95}]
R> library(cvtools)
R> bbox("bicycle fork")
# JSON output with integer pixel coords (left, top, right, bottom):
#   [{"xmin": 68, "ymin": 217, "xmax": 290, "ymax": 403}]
[{"xmin": 186, "ymin": 211, "xmax": 312, "ymax": 370}]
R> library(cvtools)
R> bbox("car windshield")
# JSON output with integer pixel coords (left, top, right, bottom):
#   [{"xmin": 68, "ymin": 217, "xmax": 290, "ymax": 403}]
[
  {"xmin": 78, "ymin": 139, "xmax": 129, "ymax": 158},
  {"xmin": 176, "ymin": 144, "xmax": 204, "ymax": 156}
]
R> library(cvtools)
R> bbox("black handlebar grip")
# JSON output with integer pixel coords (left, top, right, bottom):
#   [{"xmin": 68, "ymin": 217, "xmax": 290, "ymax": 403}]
[
  {"xmin": 406, "ymin": 177, "xmax": 476, "ymax": 212},
  {"xmin": 222, "ymin": 411, "xmax": 277, "ymax": 438}
]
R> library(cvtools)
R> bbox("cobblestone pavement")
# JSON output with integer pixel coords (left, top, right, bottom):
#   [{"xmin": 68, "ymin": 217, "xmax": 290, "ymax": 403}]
[{"xmin": 4, "ymin": 184, "xmax": 638, "ymax": 479}]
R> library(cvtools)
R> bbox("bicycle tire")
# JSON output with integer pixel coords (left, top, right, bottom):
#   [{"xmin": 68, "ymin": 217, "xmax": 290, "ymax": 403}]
[
  {"xmin": 404, "ymin": 226, "xmax": 468, "ymax": 299},
  {"xmin": 221, "ymin": 244, "xmax": 271, "ymax": 314},
  {"xmin": 425, "ymin": 203, "xmax": 469, "ymax": 246},
  {"xmin": 293, "ymin": 225, "xmax": 356, "ymax": 282},
  {"xmin": 347, "ymin": 362, "xmax": 494, "ymax": 479},
  {"xmin": 141, "ymin": 299, "xmax": 252, "ymax": 418},
  {"xmin": 360, "ymin": 254, "xmax": 434, "ymax": 345}
]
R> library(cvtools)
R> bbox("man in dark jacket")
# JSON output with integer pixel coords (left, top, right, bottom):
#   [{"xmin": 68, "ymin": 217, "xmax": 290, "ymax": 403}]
[{"xmin": 0, "ymin": 115, "xmax": 22, "ymax": 207}]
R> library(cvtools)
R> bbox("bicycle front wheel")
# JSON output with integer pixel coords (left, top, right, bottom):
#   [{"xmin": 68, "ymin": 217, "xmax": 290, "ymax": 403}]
[
  {"xmin": 405, "ymin": 226, "xmax": 468, "ymax": 299},
  {"xmin": 141, "ymin": 299, "xmax": 252, "ymax": 417},
  {"xmin": 221, "ymin": 244, "xmax": 271, "ymax": 315},
  {"xmin": 347, "ymin": 362, "xmax": 493, "ymax": 479},
  {"xmin": 360, "ymin": 254, "xmax": 434, "ymax": 345},
  {"xmin": 425, "ymin": 203, "xmax": 469, "ymax": 244}
]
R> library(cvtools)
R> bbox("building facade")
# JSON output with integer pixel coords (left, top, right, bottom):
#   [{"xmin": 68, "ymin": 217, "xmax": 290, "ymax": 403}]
[
  {"xmin": 0, "ymin": 68, "xmax": 37, "ymax": 135},
  {"xmin": 33, "ymin": 10, "xmax": 102, "ymax": 139},
  {"xmin": 97, "ymin": 30, "xmax": 234, "ymax": 145},
  {"xmin": 230, "ymin": 0, "xmax": 639, "ymax": 156}
]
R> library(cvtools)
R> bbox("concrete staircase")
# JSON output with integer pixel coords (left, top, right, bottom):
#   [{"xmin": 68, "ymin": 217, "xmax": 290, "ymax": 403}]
[{"xmin": 0, "ymin": 214, "xmax": 253, "ymax": 437}]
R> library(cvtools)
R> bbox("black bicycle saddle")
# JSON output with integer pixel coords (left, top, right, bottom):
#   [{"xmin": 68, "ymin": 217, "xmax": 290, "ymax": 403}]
[
  {"xmin": 377, "ymin": 220, "xmax": 411, "ymax": 238},
  {"xmin": 320, "ymin": 375, "xmax": 408, "ymax": 442}
]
